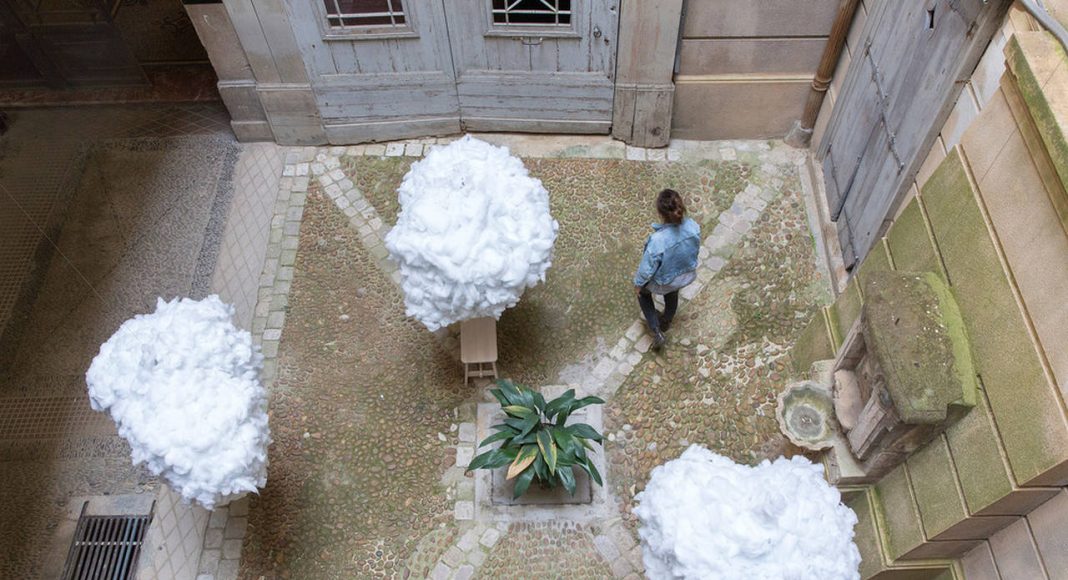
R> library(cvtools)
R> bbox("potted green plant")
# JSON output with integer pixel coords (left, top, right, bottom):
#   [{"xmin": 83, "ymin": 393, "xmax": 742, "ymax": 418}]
[{"xmin": 466, "ymin": 380, "xmax": 604, "ymax": 498}]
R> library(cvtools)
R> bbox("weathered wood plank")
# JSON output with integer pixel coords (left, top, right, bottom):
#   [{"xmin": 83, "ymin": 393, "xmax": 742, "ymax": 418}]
[
  {"xmin": 324, "ymin": 116, "xmax": 461, "ymax": 144},
  {"xmin": 461, "ymin": 117, "xmax": 610, "ymax": 134},
  {"xmin": 251, "ymin": 0, "xmax": 309, "ymax": 83},
  {"xmin": 226, "ymin": 0, "xmax": 283, "ymax": 83},
  {"xmin": 819, "ymin": 0, "xmax": 1011, "ymax": 266}
]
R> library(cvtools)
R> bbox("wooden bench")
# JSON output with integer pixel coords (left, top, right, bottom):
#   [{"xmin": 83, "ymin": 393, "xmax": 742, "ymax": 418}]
[{"xmin": 461, "ymin": 317, "xmax": 498, "ymax": 385}]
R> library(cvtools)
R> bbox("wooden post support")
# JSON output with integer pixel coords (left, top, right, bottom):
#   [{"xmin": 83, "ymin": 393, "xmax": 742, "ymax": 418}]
[{"xmin": 611, "ymin": 0, "xmax": 685, "ymax": 148}]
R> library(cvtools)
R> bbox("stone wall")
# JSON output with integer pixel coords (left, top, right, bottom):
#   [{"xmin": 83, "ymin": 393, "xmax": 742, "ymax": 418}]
[
  {"xmin": 794, "ymin": 30, "xmax": 1068, "ymax": 579},
  {"xmin": 671, "ymin": 0, "xmax": 841, "ymax": 140}
]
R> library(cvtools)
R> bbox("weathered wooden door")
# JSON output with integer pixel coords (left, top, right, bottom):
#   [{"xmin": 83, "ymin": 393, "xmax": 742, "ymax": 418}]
[
  {"xmin": 442, "ymin": 0, "xmax": 619, "ymax": 133},
  {"xmin": 817, "ymin": 0, "xmax": 1010, "ymax": 269},
  {"xmin": 288, "ymin": 0, "xmax": 462, "ymax": 142},
  {"xmin": 289, "ymin": 0, "xmax": 618, "ymax": 140}
]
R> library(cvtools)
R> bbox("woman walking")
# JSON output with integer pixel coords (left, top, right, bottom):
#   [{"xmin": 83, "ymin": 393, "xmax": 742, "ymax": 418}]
[{"xmin": 633, "ymin": 189, "xmax": 701, "ymax": 350}]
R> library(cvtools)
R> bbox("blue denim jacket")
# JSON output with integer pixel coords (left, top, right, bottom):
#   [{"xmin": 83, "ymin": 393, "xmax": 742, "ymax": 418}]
[{"xmin": 633, "ymin": 217, "xmax": 701, "ymax": 287}]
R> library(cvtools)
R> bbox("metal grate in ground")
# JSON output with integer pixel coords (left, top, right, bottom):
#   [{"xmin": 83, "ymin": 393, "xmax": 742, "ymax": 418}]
[{"xmin": 61, "ymin": 506, "xmax": 153, "ymax": 580}]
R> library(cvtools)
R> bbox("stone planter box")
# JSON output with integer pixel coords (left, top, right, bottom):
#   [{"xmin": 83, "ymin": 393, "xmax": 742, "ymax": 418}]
[
  {"xmin": 492, "ymin": 464, "xmax": 593, "ymax": 506},
  {"xmin": 472, "ymin": 385, "xmax": 611, "ymax": 523}
]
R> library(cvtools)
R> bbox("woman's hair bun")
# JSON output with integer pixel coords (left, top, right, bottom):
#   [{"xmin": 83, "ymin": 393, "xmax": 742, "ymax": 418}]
[{"xmin": 657, "ymin": 188, "xmax": 686, "ymax": 224}]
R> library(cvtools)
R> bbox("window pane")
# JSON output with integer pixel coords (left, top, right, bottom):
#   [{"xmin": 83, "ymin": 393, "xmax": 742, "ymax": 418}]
[
  {"xmin": 491, "ymin": 0, "xmax": 571, "ymax": 26},
  {"xmin": 325, "ymin": 0, "xmax": 406, "ymax": 28}
]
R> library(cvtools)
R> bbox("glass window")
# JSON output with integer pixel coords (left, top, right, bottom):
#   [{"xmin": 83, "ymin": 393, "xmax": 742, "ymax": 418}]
[
  {"xmin": 323, "ymin": 0, "xmax": 407, "ymax": 29},
  {"xmin": 490, "ymin": 0, "xmax": 572, "ymax": 27}
]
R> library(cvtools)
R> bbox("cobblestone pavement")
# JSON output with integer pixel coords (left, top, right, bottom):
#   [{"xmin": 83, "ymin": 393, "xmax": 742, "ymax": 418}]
[{"xmin": 241, "ymin": 137, "xmax": 831, "ymax": 579}]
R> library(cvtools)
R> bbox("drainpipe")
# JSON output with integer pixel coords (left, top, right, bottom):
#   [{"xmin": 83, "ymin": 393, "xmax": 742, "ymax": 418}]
[
  {"xmin": 785, "ymin": 0, "xmax": 861, "ymax": 149},
  {"xmin": 1017, "ymin": 0, "xmax": 1068, "ymax": 52}
]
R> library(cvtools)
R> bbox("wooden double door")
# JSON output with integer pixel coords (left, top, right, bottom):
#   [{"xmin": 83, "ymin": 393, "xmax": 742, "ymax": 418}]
[
  {"xmin": 288, "ymin": 0, "xmax": 619, "ymax": 142},
  {"xmin": 817, "ymin": 0, "xmax": 1010, "ymax": 269}
]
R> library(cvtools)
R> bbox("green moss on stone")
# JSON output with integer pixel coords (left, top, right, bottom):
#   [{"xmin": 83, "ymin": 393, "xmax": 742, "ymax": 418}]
[
  {"xmin": 874, "ymin": 465, "xmax": 926, "ymax": 561},
  {"xmin": 923, "ymin": 149, "xmax": 1068, "ymax": 486},
  {"xmin": 1007, "ymin": 32, "xmax": 1068, "ymax": 194},
  {"xmin": 830, "ymin": 277, "xmax": 863, "ymax": 345},
  {"xmin": 907, "ymin": 437, "xmax": 967, "ymax": 539},
  {"xmin": 861, "ymin": 271, "xmax": 977, "ymax": 423},
  {"xmin": 855, "ymin": 239, "xmax": 895, "ymax": 293},
  {"xmin": 848, "ymin": 489, "xmax": 888, "ymax": 579},
  {"xmin": 944, "ymin": 397, "xmax": 1013, "ymax": 515},
  {"xmin": 886, "ymin": 198, "xmax": 945, "ymax": 281},
  {"xmin": 791, "ymin": 309, "xmax": 836, "ymax": 376}
]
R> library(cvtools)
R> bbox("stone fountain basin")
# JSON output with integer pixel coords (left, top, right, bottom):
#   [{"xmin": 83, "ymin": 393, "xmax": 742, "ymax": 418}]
[{"xmin": 776, "ymin": 381, "xmax": 837, "ymax": 451}]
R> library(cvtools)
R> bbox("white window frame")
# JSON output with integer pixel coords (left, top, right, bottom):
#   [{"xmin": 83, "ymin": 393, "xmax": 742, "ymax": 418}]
[
  {"xmin": 483, "ymin": 0, "xmax": 580, "ymax": 38},
  {"xmin": 315, "ymin": 0, "xmax": 419, "ymax": 40}
]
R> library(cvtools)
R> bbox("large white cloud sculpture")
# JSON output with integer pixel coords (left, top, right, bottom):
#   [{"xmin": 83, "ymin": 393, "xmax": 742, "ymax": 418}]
[
  {"xmin": 86, "ymin": 296, "xmax": 270, "ymax": 509},
  {"xmin": 634, "ymin": 445, "xmax": 861, "ymax": 580},
  {"xmin": 384, "ymin": 136, "xmax": 559, "ymax": 331}
]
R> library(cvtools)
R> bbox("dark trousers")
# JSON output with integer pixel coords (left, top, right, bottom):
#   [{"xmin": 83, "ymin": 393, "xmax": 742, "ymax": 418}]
[{"xmin": 637, "ymin": 288, "xmax": 678, "ymax": 334}]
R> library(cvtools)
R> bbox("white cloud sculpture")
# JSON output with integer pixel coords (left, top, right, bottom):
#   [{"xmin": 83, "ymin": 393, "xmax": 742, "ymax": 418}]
[
  {"xmin": 384, "ymin": 136, "xmax": 559, "ymax": 331},
  {"xmin": 634, "ymin": 445, "xmax": 861, "ymax": 580},
  {"xmin": 86, "ymin": 296, "xmax": 270, "ymax": 509}
]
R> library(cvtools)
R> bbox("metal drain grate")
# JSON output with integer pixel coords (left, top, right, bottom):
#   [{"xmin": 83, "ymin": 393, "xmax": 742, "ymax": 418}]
[{"xmin": 60, "ymin": 503, "xmax": 153, "ymax": 580}]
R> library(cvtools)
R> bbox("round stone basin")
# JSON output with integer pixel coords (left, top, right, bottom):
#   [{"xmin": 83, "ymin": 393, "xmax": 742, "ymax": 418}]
[{"xmin": 776, "ymin": 381, "xmax": 836, "ymax": 451}]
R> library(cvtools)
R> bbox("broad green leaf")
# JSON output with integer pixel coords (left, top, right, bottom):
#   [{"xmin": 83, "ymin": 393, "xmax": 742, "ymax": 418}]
[
  {"xmin": 503, "ymin": 417, "xmax": 529, "ymax": 432},
  {"xmin": 516, "ymin": 385, "xmax": 535, "ymax": 409},
  {"xmin": 544, "ymin": 389, "xmax": 575, "ymax": 418},
  {"xmin": 532, "ymin": 390, "xmax": 546, "ymax": 413},
  {"xmin": 550, "ymin": 426, "xmax": 577, "ymax": 453},
  {"xmin": 556, "ymin": 396, "xmax": 605, "ymax": 426},
  {"xmin": 556, "ymin": 449, "xmax": 576, "ymax": 465},
  {"xmin": 570, "ymin": 396, "xmax": 605, "ymax": 412},
  {"xmin": 574, "ymin": 442, "xmax": 588, "ymax": 461},
  {"xmin": 516, "ymin": 414, "xmax": 539, "ymax": 439},
  {"xmin": 567, "ymin": 423, "xmax": 604, "ymax": 443},
  {"xmin": 502, "ymin": 405, "xmax": 535, "ymax": 419},
  {"xmin": 498, "ymin": 380, "xmax": 525, "ymax": 405},
  {"xmin": 466, "ymin": 449, "xmax": 512, "ymax": 472},
  {"xmin": 489, "ymin": 388, "xmax": 509, "ymax": 406},
  {"xmin": 513, "ymin": 466, "xmax": 536, "ymax": 499},
  {"xmin": 513, "ymin": 431, "xmax": 538, "ymax": 445},
  {"xmin": 507, "ymin": 445, "xmax": 538, "ymax": 479},
  {"xmin": 479, "ymin": 429, "xmax": 516, "ymax": 448},
  {"xmin": 558, "ymin": 465, "xmax": 577, "ymax": 495},
  {"xmin": 537, "ymin": 430, "xmax": 558, "ymax": 475},
  {"xmin": 490, "ymin": 422, "xmax": 517, "ymax": 432},
  {"xmin": 533, "ymin": 454, "xmax": 549, "ymax": 481},
  {"xmin": 585, "ymin": 458, "xmax": 603, "ymax": 486}
]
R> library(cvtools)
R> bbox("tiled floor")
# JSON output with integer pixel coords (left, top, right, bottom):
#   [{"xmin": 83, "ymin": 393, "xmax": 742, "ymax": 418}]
[{"xmin": 0, "ymin": 104, "xmax": 283, "ymax": 579}]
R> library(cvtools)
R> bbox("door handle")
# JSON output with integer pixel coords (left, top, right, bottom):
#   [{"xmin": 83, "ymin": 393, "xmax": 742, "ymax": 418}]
[
  {"xmin": 517, "ymin": 36, "xmax": 543, "ymax": 45},
  {"xmin": 593, "ymin": 26, "xmax": 602, "ymax": 38}
]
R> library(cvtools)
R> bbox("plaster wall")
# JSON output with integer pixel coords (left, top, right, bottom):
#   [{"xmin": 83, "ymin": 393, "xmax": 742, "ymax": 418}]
[{"xmin": 671, "ymin": 0, "xmax": 840, "ymax": 140}]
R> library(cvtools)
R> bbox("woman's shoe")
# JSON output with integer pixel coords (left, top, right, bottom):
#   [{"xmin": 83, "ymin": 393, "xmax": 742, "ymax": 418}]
[
  {"xmin": 652, "ymin": 331, "xmax": 667, "ymax": 351},
  {"xmin": 658, "ymin": 314, "xmax": 672, "ymax": 333}
]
